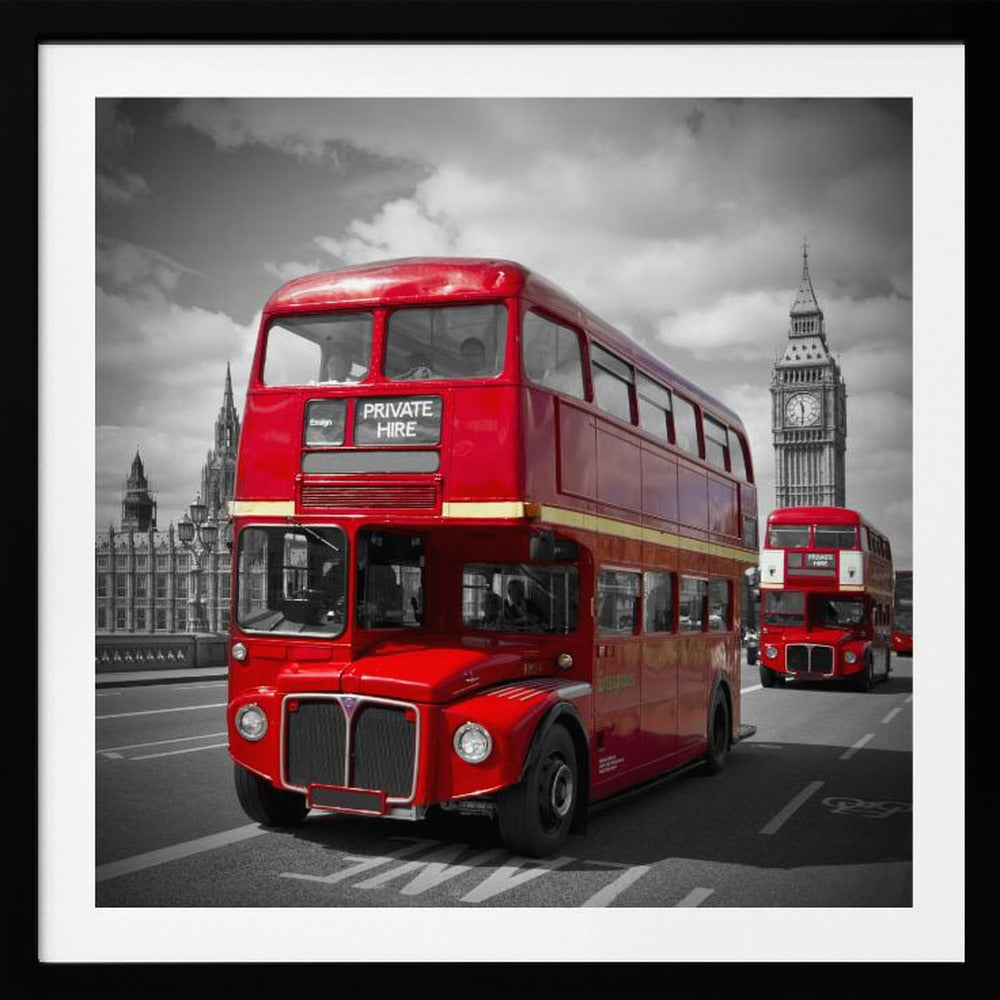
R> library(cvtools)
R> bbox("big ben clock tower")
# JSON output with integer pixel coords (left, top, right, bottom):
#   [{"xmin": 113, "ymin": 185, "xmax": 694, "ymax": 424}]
[{"xmin": 771, "ymin": 243, "xmax": 847, "ymax": 507}]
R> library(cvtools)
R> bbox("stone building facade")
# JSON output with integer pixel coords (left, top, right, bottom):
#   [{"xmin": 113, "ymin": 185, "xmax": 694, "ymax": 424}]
[
  {"xmin": 95, "ymin": 368, "xmax": 239, "ymax": 635},
  {"xmin": 770, "ymin": 246, "xmax": 848, "ymax": 508}
]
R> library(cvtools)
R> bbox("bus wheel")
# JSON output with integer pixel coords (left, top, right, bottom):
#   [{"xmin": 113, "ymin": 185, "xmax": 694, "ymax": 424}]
[
  {"xmin": 703, "ymin": 689, "xmax": 730, "ymax": 775},
  {"xmin": 497, "ymin": 724, "xmax": 577, "ymax": 858},
  {"xmin": 854, "ymin": 654, "xmax": 875, "ymax": 693},
  {"xmin": 759, "ymin": 665, "xmax": 781, "ymax": 688},
  {"xmin": 233, "ymin": 763, "xmax": 308, "ymax": 826}
]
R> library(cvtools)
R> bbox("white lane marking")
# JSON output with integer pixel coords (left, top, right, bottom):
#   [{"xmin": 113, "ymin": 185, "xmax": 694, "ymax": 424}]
[
  {"xmin": 759, "ymin": 780, "xmax": 824, "ymax": 836},
  {"xmin": 460, "ymin": 855, "xmax": 573, "ymax": 904},
  {"xmin": 95, "ymin": 691, "xmax": 122, "ymax": 697},
  {"xmin": 129, "ymin": 742, "xmax": 229, "ymax": 761},
  {"xmin": 97, "ymin": 702, "xmax": 225, "ymax": 720},
  {"xmin": 840, "ymin": 734, "xmax": 875, "ymax": 760},
  {"xmin": 103, "ymin": 752, "xmax": 123, "ymax": 759},
  {"xmin": 98, "ymin": 732, "xmax": 228, "ymax": 755},
  {"xmin": 905, "ymin": 695, "xmax": 913, "ymax": 704},
  {"xmin": 881, "ymin": 707, "xmax": 903, "ymax": 725},
  {"xmin": 676, "ymin": 887, "xmax": 715, "ymax": 907},
  {"xmin": 173, "ymin": 682, "xmax": 228, "ymax": 691},
  {"xmin": 97, "ymin": 823, "xmax": 266, "ymax": 882},
  {"xmin": 749, "ymin": 743, "xmax": 784, "ymax": 749},
  {"xmin": 740, "ymin": 684, "xmax": 763, "ymax": 694},
  {"xmin": 351, "ymin": 843, "xmax": 507, "ymax": 894},
  {"xmin": 581, "ymin": 865, "xmax": 650, "ymax": 907},
  {"xmin": 280, "ymin": 841, "xmax": 435, "ymax": 884}
]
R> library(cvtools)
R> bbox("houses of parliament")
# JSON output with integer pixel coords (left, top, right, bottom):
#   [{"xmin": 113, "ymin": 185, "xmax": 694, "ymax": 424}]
[{"xmin": 95, "ymin": 366, "xmax": 240, "ymax": 635}]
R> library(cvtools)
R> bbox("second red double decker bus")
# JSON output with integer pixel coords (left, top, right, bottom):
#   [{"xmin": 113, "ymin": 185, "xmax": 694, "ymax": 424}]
[
  {"xmin": 226, "ymin": 257, "xmax": 759, "ymax": 856},
  {"xmin": 892, "ymin": 569, "xmax": 913, "ymax": 656},
  {"xmin": 758, "ymin": 506, "xmax": 893, "ymax": 691}
]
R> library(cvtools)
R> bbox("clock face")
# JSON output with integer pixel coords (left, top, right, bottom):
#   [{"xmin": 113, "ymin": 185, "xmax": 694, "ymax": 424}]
[{"xmin": 785, "ymin": 392, "xmax": 820, "ymax": 427}]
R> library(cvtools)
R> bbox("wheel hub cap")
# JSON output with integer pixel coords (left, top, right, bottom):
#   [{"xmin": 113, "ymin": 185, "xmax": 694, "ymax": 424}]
[{"xmin": 550, "ymin": 762, "xmax": 573, "ymax": 817}]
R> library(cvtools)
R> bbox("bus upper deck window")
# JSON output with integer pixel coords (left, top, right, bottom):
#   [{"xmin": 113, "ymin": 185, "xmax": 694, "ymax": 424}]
[
  {"xmin": 522, "ymin": 312, "xmax": 586, "ymax": 400},
  {"xmin": 385, "ymin": 304, "xmax": 506, "ymax": 381},
  {"xmin": 813, "ymin": 525, "xmax": 857, "ymax": 549},
  {"xmin": 767, "ymin": 524, "xmax": 810, "ymax": 548},
  {"xmin": 262, "ymin": 312, "xmax": 373, "ymax": 387},
  {"xmin": 672, "ymin": 395, "xmax": 700, "ymax": 457},
  {"xmin": 703, "ymin": 414, "xmax": 729, "ymax": 471},
  {"xmin": 729, "ymin": 429, "xmax": 749, "ymax": 481}
]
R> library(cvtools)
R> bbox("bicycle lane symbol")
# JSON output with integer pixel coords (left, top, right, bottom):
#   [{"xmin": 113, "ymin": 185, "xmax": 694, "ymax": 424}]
[{"xmin": 822, "ymin": 796, "xmax": 912, "ymax": 820}]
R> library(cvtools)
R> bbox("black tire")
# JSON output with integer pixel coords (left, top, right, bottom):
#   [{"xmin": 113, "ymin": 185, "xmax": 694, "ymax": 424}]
[
  {"xmin": 703, "ymin": 688, "xmax": 730, "ymax": 775},
  {"xmin": 747, "ymin": 647, "xmax": 758, "ymax": 665},
  {"xmin": 759, "ymin": 664, "xmax": 781, "ymax": 688},
  {"xmin": 854, "ymin": 652, "xmax": 875, "ymax": 693},
  {"xmin": 497, "ymin": 723, "xmax": 578, "ymax": 858},
  {"xmin": 234, "ymin": 763, "xmax": 308, "ymax": 826},
  {"xmin": 881, "ymin": 649, "xmax": 892, "ymax": 683}
]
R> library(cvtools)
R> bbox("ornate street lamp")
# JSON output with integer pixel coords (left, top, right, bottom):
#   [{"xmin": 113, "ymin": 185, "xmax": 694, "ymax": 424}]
[{"xmin": 178, "ymin": 493, "xmax": 218, "ymax": 632}]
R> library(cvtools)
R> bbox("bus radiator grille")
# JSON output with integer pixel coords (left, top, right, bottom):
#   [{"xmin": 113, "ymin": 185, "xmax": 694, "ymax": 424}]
[
  {"xmin": 351, "ymin": 705, "xmax": 416, "ymax": 799},
  {"xmin": 786, "ymin": 645, "xmax": 810, "ymax": 673},
  {"xmin": 300, "ymin": 483, "xmax": 438, "ymax": 510},
  {"xmin": 810, "ymin": 646, "xmax": 833, "ymax": 673},
  {"xmin": 286, "ymin": 701, "xmax": 347, "ymax": 789}
]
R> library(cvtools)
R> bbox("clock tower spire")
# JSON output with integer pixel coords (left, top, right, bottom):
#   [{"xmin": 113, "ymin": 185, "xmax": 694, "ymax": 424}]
[{"xmin": 770, "ymin": 244, "xmax": 847, "ymax": 508}]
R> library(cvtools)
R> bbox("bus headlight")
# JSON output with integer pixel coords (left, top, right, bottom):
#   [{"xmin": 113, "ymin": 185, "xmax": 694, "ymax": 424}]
[
  {"xmin": 453, "ymin": 723, "xmax": 492, "ymax": 764},
  {"xmin": 232, "ymin": 642, "xmax": 248, "ymax": 662},
  {"xmin": 844, "ymin": 651, "xmax": 858, "ymax": 664},
  {"xmin": 764, "ymin": 645, "xmax": 778, "ymax": 659},
  {"xmin": 235, "ymin": 704, "xmax": 268, "ymax": 741}
]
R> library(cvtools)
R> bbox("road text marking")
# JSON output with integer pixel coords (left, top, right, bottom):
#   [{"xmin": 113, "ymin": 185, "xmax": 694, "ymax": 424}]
[
  {"xmin": 759, "ymin": 781, "xmax": 824, "ymax": 836},
  {"xmin": 840, "ymin": 734, "xmax": 875, "ymax": 760},
  {"xmin": 676, "ymin": 887, "xmax": 715, "ymax": 907},
  {"xmin": 581, "ymin": 865, "xmax": 651, "ymax": 907},
  {"xmin": 460, "ymin": 856, "xmax": 573, "ymax": 904},
  {"xmin": 97, "ymin": 702, "xmax": 225, "ymax": 721},
  {"xmin": 97, "ymin": 823, "xmax": 266, "ymax": 882}
]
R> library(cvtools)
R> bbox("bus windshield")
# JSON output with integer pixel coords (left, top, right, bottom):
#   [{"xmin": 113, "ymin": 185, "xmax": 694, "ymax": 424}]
[
  {"xmin": 767, "ymin": 525, "xmax": 810, "ymax": 548},
  {"xmin": 813, "ymin": 525, "xmax": 857, "ymax": 549},
  {"xmin": 263, "ymin": 312, "xmax": 373, "ymax": 386},
  {"xmin": 462, "ymin": 563, "xmax": 578, "ymax": 634},
  {"xmin": 237, "ymin": 526, "xmax": 347, "ymax": 636},
  {"xmin": 356, "ymin": 530, "xmax": 424, "ymax": 629},
  {"xmin": 763, "ymin": 590, "xmax": 804, "ymax": 625},
  {"xmin": 385, "ymin": 303, "xmax": 507, "ymax": 380},
  {"xmin": 809, "ymin": 595, "xmax": 866, "ymax": 628}
]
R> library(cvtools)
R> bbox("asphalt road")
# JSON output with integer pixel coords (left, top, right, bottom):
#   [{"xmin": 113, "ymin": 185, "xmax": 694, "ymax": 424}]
[{"xmin": 95, "ymin": 653, "xmax": 912, "ymax": 907}]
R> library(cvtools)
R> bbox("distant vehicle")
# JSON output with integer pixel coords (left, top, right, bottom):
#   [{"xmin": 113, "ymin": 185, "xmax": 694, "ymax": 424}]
[
  {"xmin": 891, "ymin": 569, "xmax": 912, "ymax": 656},
  {"xmin": 757, "ymin": 506, "xmax": 893, "ymax": 692},
  {"xmin": 745, "ymin": 629, "xmax": 759, "ymax": 665}
]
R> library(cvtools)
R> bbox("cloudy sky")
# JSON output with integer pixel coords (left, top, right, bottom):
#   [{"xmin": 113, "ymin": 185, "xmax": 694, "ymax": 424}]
[{"xmin": 96, "ymin": 97, "xmax": 912, "ymax": 562}]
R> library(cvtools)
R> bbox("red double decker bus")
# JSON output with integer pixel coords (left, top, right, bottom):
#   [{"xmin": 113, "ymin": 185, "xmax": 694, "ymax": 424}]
[
  {"xmin": 226, "ymin": 257, "xmax": 759, "ymax": 856},
  {"xmin": 892, "ymin": 569, "xmax": 913, "ymax": 656},
  {"xmin": 758, "ymin": 506, "xmax": 893, "ymax": 691}
]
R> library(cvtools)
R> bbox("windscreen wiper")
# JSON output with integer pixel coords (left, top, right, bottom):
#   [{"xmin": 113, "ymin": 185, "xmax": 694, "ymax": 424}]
[{"xmin": 285, "ymin": 517, "xmax": 342, "ymax": 556}]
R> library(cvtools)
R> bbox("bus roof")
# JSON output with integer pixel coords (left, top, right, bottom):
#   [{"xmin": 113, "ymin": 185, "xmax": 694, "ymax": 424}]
[
  {"xmin": 264, "ymin": 257, "xmax": 744, "ymax": 430},
  {"xmin": 767, "ymin": 506, "xmax": 868, "ymax": 527}
]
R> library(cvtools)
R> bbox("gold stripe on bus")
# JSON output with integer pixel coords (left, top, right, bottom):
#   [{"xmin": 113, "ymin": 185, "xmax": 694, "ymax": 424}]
[
  {"xmin": 441, "ymin": 501, "xmax": 527, "ymax": 519},
  {"xmin": 535, "ymin": 504, "xmax": 758, "ymax": 565},
  {"xmin": 228, "ymin": 500, "xmax": 296, "ymax": 517}
]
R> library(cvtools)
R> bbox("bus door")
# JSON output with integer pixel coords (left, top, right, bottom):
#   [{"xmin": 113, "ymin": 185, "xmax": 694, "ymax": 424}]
[{"xmin": 593, "ymin": 568, "xmax": 644, "ymax": 788}]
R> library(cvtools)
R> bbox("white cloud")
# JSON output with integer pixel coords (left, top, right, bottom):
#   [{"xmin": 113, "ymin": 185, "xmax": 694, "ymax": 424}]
[
  {"xmin": 263, "ymin": 258, "xmax": 326, "ymax": 284},
  {"xmin": 96, "ymin": 280, "xmax": 258, "ymax": 529}
]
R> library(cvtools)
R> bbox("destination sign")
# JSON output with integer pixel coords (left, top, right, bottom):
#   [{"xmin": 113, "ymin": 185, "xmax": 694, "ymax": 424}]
[
  {"xmin": 354, "ymin": 396, "xmax": 442, "ymax": 445},
  {"xmin": 805, "ymin": 552, "xmax": 836, "ymax": 568}
]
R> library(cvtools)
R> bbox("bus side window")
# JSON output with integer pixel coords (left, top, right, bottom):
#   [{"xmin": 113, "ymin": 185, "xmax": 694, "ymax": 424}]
[
  {"xmin": 703, "ymin": 415, "xmax": 728, "ymax": 471},
  {"xmin": 522, "ymin": 311, "xmax": 586, "ymax": 400},
  {"xmin": 597, "ymin": 569, "xmax": 640, "ymax": 634},
  {"xmin": 672, "ymin": 395, "xmax": 700, "ymax": 457},
  {"xmin": 642, "ymin": 571, "xmax": 675, "ymax": 632},
  {"xmin": 708, "ymin": 579, "xmax": 730, "ymax": 631},
  {"xmin": 729, "ymin": 429, "xmax": 749, "ymax": 481}
]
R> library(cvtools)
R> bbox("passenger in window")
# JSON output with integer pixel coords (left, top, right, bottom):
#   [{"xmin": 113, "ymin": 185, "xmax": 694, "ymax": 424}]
[
  {"xmin": 479, "ymin": 591, "xmax": 502, "ymax": 627},
  {"xmin": 322, "ymin": 343, "xmax": 356, "ymax": 383},
  {"xmin": 401, "ymin": 352, "xmax": 433, "ymax": 380},
  {"xmin": 504, "ymin": 578, "xmax": 544, "ymax": 624},
  {"xmin": 459, "ymin": 336, "xmax": 488, "ymax": 376}
]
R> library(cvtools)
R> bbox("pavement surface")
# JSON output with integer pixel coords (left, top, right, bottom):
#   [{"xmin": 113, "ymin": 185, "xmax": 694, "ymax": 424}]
[{"xmin": 95, "ymin": 651, "xmax": 913, "ymax": 909}]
